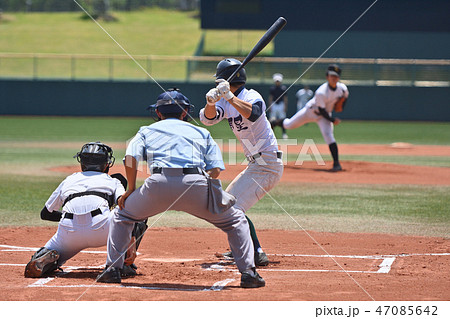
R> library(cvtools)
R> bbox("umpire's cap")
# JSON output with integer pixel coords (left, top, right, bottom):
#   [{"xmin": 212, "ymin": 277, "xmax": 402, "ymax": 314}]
[
  {"xmin": 214, "ymin": 58, "xmax": 247, "ymax": 84},
  {"xmin": 147, "ymin": 88, "xmax": 194, "ymax": 114},
  {"xmin": 74, "ymin": 141, "xmax": 115, "ymax": 172},
  {"xmin": 326, "ymin": 64, "xmax": 342, "ymax": 77}
]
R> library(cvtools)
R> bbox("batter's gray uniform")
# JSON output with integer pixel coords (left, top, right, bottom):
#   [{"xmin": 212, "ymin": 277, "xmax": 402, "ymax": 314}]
[{"xmin": 106, "ymin": 119, "xmax": 255, "ymax": 273}]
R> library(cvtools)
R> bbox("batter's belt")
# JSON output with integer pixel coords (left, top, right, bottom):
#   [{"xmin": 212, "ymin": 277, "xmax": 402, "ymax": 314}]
[{"xmin": 246, "ymin": 151, "xmax": 282, "ymax": 163}]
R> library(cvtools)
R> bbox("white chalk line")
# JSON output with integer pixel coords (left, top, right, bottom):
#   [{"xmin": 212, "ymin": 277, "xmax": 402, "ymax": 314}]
[
  {"xmin": 215, "ymin": 252, "xmax": 449, "ymax": 274},
  {"xmin": 3, "ymin": 244, "xmax": 448, "ymax": 290},
  {"xmin": 0, "ymin": 244, "xmax": 126, "ymax": 255},
  {"xmin": 268, "ymin": 253, "xmax": 450, "ymax": 259}
]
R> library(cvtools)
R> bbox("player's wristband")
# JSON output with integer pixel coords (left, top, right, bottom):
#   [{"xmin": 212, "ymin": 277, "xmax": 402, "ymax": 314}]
[{"xmin": 223, "ymin": 91, "xmax": 234, "ymax": 100}]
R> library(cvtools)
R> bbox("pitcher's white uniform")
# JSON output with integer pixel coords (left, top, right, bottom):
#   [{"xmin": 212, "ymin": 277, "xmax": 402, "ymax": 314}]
[
  {"xmin": 283, "ymin": 82, "xmax": 349, "ymax": 144},
  {"xmin": 44, "ymin": 171, "xmax": 125, "ymax": 265},
  {"xmin": 200, "ymin": 86, "xmax": 283, "ymax": 213}
]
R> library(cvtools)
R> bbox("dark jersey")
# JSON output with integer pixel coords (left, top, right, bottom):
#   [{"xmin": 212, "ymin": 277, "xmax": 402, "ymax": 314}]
[{"xmin": 269, "ymin": 85, "xmax": 287, "ymax": 101}]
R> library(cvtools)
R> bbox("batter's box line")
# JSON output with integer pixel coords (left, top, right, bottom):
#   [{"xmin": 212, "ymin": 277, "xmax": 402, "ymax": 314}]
[{"xmin": 213, "ymin": 252, "xmax": 450, "ymax": 275}]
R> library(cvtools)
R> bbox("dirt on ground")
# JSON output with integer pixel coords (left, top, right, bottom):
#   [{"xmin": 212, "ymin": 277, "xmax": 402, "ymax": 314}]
[{"xmin": 1, "ymin": 227, "xmax": 449, "ymax": 301}]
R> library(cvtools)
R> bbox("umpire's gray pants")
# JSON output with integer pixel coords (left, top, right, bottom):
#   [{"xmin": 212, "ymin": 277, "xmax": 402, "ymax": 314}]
[{"xmin": 106, "ymin": 169, "xmax": 255, "ymax": 273}]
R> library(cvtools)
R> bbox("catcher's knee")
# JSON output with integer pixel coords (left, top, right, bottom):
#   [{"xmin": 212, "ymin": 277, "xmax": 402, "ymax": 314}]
[{"xmin": 24, "ymin": 247, "xmax": 60, "ymax": 278}]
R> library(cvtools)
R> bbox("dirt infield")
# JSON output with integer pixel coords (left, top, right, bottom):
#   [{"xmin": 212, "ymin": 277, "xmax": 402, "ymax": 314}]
[
  {"xmin": 1, "ymin": 227, "xmax": 449, "ymax": 301},
  {"xmin": 52, "ymin": 160, "xmax": 450, "ymax": 186},
  {"xmin": 47, "ymin": 143, "xmax": 450, "ymax": 185}
]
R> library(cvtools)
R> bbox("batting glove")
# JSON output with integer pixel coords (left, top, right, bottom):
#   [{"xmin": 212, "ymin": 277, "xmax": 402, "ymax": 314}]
[
  {"xmin": 216, "ymin": 79, "xmax": 234, "ymax": 100},
  {"xmin": 206, "ymin": 88, "xmax": 221, "ymax": 105}
]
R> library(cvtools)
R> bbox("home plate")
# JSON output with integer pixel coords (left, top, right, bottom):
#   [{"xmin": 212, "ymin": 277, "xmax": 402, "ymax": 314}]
[{"xmin": 142, "ymin": 258, "xmax": 202, "ymax": 263}]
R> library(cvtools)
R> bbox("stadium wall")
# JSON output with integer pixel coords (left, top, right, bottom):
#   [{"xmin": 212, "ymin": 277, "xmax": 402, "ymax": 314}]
[{"xmin": 1, "ymin": 79, "xmax": 449, "ymax": 121}]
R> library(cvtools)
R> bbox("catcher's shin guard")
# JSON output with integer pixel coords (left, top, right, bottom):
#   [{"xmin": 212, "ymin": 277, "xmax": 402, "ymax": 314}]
[
  {"xmin": 124, "ymin": 219, "xmax": 148, "ymax": 267},
  {"xmin": 24, "ymin": 247, "xmax": 60, "ymax": 278}
]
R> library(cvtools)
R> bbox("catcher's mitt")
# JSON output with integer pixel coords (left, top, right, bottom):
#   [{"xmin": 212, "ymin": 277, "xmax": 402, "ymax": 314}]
[{"xmin": 334, "ymin": 96, "xmax": 347, "ymax": 112}]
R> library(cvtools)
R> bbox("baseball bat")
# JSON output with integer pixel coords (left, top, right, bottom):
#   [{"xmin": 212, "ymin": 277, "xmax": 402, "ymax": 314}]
[{"xmin": 227, "ymin": 17, "xmax": 287, "ymax": 83}]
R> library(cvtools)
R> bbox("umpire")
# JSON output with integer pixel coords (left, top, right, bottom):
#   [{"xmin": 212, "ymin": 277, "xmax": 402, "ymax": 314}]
[{"xmin": 97, "ymin": 88, "xmax": 265, "ymax": 288}]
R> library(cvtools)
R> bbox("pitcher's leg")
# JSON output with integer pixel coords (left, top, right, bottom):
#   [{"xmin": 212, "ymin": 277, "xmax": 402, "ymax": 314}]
[{"xmin": 282, "ymin": 107, "xmax": 310, "ymax": 130}]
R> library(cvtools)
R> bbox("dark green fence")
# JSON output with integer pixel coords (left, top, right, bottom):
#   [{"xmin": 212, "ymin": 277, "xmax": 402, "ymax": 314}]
[{"xmin": 1, "ymin": 79, "xmax": 449, "ymax": 121}]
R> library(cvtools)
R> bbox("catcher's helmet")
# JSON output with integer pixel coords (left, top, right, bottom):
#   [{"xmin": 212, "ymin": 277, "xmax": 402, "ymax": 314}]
[
  {"xmin": 147, "ymin": 88, "xmax": 194, "ymax": 121},
  {"xmin": 74, "ymin": 142, "xmax": 115, "ymax": 173},
  {"xmin": 214, "ymin": 58, "xmax": 247, "ymax": 84},
  {"xmin": 326, "ymin": 64, "xmax": 342, "ymax": 77}
]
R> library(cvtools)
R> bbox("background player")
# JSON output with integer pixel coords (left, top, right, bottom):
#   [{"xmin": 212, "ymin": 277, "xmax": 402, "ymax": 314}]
[
  {"xmin": 24, "ymin": 142, "xmax": 147, "ymax": 278},
  {"xmin": 268, "ymin": 73, "xmax": 288, "ymax": 139},
  {"xmin": 295, "ymin": 85, "xmax": 313, "ymax": 112},
  {"xmin": 97, "ymin": 88, "xmax": 265, "ymax": 288},
  {"xmin": 200, "ymin": 58, "xmax": 284, "ymax": 266},
  {"xmin": 272, "ymin": 64, "xmax": 349, "ymax": 171}
]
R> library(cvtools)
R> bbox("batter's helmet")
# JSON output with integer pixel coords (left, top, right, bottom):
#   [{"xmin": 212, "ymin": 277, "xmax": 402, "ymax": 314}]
[
  {"xmin": 74, "ymin": 142, "xmax": 115, "ymax": 173},
  {"xmin": 326, "ymin": 64, "xmax": 342, "ymax": 77},
  {"xmin": 214, "ymin": 58, "xmax": 247, "ymax": 84},
  {"xmin": 147, "ymin": 88, "xmax": 194, "ymax": 121}
]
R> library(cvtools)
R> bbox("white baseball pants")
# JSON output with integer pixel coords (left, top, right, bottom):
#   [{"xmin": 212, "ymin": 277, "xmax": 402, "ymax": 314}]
[
  {"xmin": 44, "ymin": 209, "xmax": 113, "ymax": 266},
  {"xmin": 283, "ymin": 106, "xmax": 336, "ymax": 145}
]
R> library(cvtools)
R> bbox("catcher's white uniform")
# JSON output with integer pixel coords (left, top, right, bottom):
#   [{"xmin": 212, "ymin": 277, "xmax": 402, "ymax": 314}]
[
  {"xmin": 283, "ymin": 82, "xmax": 349, "ymax": 144},
  {"xmin": 44, "ymin": 171, "xmax": 125, "ymax": 265},
  {"xmin": 200, "ymin": 86, "xmax": 283, "ymax": 213}
]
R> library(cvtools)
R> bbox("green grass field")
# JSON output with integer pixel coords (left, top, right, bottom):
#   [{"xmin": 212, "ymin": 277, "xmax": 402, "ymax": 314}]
[
  {"xmin": 0, "ymin": 9, "xmax": 273, "ymax": 79},
  {"xmin": 0, "ymin": 116, "xmax": 449, "ymax": 237}
]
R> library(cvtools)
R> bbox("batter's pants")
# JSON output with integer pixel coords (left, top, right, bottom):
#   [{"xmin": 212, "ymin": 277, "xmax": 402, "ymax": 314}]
[{"xmin": 226, "ymin": 151, "xmax": 284, "ymax": 214}]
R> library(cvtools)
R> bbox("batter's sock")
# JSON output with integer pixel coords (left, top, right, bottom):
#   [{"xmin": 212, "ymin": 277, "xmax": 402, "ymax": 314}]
[
  {"xmin": 246, "ymin": 216, "xmax": 262, "ymax": 252},
  {"xmin": 328, "ymin": 142, "xmax": 339, "ymax": 165}
]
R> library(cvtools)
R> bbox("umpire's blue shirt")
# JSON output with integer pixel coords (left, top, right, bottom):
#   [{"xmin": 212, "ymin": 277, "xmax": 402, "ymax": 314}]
[{"xmin": 126, "ymin": 119, "xmax": 225, "ymax": 171}]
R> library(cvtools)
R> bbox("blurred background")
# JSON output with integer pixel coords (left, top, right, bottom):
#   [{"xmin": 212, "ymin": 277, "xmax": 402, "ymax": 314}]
[{"xmin": 0, "ymin": 0, "xmax": 449, "ymax": 120}]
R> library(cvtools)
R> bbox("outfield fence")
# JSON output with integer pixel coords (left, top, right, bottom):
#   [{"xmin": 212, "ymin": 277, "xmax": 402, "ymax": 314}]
[{"xmin": 0, "ymin": 53, "xmax": 449, "ymax": 87}]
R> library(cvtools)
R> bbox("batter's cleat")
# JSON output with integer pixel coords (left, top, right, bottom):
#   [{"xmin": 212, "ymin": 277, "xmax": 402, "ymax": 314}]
[
  {"xmin": 282, "ymin": 133, "xmax": 288, "ymax": 140},
  {"xmin": 222, "ymin": 251, "xmax": 233, "ymax": 259},
  {"xmin": 331, "ymin": 162, "xmax": 342, "ymax": 172},
  {"xmin": 255, "ymin": 251, "xmax": 270, "ymax": 267},
  {"xmin": 121, "ymin": 264, "xmax": 137, "ymax": 277},
  {"xmin": 24, "ymin": 249, "xmax": 59, "ymax": 278},
  {"xmin": 240, "ymin": 269, "xmax": 265, "ymax": 288},
  {"xmin": 96, "ymin": 266, "xmax": 121, "ymax": 284}
]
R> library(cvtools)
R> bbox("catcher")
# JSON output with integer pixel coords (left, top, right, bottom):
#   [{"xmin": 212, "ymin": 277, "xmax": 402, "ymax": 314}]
[
  {"xmin": 271, "ymin": 64, "xmax": 349, "ymax": 171},
  {"xmin": 24, "ymin": 142, "xmax": 147, "ymax": 278}
]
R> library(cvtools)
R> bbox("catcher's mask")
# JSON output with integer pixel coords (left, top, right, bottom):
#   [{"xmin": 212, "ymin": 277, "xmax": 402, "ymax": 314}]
[
  {"xmin": 74, "ymin": 142, "xmax": 115, "ymax": 173},
  {"xmin": 147, "ymin": 88, "xmax": 194, "ymax": 121},
  {"xmin": 214, "ymin": 58, "xmax": 247, "ymax": 84}
]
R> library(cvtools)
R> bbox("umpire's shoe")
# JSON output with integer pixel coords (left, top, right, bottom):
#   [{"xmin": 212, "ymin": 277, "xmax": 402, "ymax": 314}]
[
  {"xmin": 240, "ymin": 269, "xmax": 265, "ymax": 288},
  {"xmin": 96, "ymin": 266, "xmax": 121, "ymax": 284},
  {"xmin": 24, "ymin": 248, "xmax": 59, "ymax": 278}
]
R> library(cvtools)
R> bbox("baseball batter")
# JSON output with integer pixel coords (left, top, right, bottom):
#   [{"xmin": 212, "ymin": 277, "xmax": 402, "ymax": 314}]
[
  {"xmin": 24, "ymin": 142, "xmax": 147, "ymax": 278},
  {"xmin": 97, "ymin": 89, "xmax": 265, "ymax": 288},
  {"xmin": 272, "ymin": 64, "xmax": 349, "ymax": 171},
  {"xmin": 200, "ymin": 58, "xmax": 284, "ymax": 266}
]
